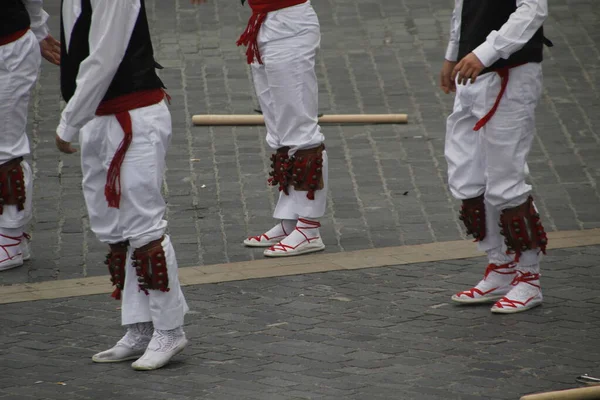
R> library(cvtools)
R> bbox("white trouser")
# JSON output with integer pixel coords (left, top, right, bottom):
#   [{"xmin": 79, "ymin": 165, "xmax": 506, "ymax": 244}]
[
  {"xmin": 251, "ymin": 1, "xmax": 327, "ymax": 220},
  {"xmin": 0, "ymin": 30, "xmax": 40, "ymax": 230},
  {"xmin": 80, "ymin": 100, "xmax": 188, "ymax": 329},
  {"xmin": 445, "ymin": 63, "xmax": 542, "ymax": 210},
  {"xmin": 445, "ymin": 63, "xmax": 543, "ymax": 268},
  {"xmin": 121, "ymin": 234, "xmax": 188, "ymax": 330}
]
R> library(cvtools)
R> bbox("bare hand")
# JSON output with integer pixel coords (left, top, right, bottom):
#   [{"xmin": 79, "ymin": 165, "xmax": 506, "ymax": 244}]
[
  {"xmin": 440, "ymin": 60, "xmax": 457, "ymax": 94},
  {"xmin": 190, "ymin": 0, "xmax": 207, "ymax": 4},
  {"xmin": 40, "ymin": 35, "xmax": 61, "ymax": 66},
  {"xmin": 451, "ymin": 53, "xmax": 485, "ymax": 86},
  {"xmin": 55, "ymin": 135, "xmax": 77, "ymax": 154}
]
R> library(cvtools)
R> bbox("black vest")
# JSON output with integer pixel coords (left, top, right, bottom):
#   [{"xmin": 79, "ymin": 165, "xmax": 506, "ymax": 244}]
[
  {"xmin": 60, "ymin": 0, "xmax": 164, "ymax": 103},
  {"xmin": 0, "ymin": 0, "xmax": 30, "ymax": 38},
  {"xmin": 458, "ymin": 0, "xmax": 547, "ymax": 74}
]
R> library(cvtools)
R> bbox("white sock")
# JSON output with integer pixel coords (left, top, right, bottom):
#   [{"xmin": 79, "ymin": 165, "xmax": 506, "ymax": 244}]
[{"xmin": 263, "ymin": 219, "xmax": 296, "ymax": 239}]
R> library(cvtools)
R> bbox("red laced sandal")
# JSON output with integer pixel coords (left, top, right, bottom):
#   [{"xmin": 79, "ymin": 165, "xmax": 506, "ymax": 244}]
[
  {"xmin": 491, "ymin": 271, "xmax": 542, "ymax": 314},
  {"xmin": 263, "ymin": 218, "xmax": 325, "ymax": 257},
  {"xmin": 451, "ymin": 262, "xmax": 517, "ymax": 304}
]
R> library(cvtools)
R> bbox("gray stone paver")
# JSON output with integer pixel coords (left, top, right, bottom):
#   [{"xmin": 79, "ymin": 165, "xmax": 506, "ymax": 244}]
[
  {"xmin": 2, "ymin": 1, "xmax": 600, "ymax": 397},
  {"xmin": 0, "ymin": 245, "xmax": 599, "ymax": 399},
  {"xmin": 0, "ymin": 0, "xmax": 597, "ymax": 285}
]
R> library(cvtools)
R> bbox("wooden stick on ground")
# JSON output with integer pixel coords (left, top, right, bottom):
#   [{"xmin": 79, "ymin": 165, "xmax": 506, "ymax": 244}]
[
  {"xmin": 191, "ymin": 114, "xmax": 408, "ymax": 126},
  {"xmin": 520, "ymin": 385, "xmax": 600, "ymax": 400}
]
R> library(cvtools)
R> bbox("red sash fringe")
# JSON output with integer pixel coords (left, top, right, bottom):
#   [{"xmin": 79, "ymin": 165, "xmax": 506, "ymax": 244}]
[{"xmin": 95, "ymin": 89, "xmax": 168, "ymax": 208}]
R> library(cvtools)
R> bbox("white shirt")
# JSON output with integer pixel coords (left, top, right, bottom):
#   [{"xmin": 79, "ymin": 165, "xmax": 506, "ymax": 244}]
[
  {"xmin": 445, "ymin": 0, "xmax": 548, "ymax": 67},
  {"xmin": 57, "ymin": 0, "xmax": 141, "ymax": 143},
  {"xmin": 23, "ymin": 0, "xmax": 50, "ymax": 41}
]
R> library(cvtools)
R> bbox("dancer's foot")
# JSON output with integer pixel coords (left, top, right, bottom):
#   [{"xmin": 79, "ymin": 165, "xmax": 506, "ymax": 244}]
[
  {"xmin": 451, "ymin": 263, "xmax": 517, "ymax": 304},
  {"xmin": 244, "ymin": 220, "xmax": 296, "ymax": 247},
  {"xmin": 131, "ymin": 327, "xmax": 188, "ymax": 371},
  {"xmin": 92, "ymin": 322, "xmax": 153, "ymax": 363},
  {"xmin": 0, "ymin": 231, "xmax": 24, "ymax": 272},
  {"xmin": 264, "ymin": 218, "xmax": 325, "ymax": 257},
  {"xmin": 491, "ymin": 271, "xmax": 542, "ymax": 314}
]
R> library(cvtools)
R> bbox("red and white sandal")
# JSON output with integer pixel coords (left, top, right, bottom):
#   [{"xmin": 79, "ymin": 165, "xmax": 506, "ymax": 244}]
[
  {"xmin": 451, "ymin": 262, "xmax": 517, "ymax": 304},
  {"xmin": 244, "ymin": 221, "xmax": 294, "ymax": 248},
  {"xmin": 263, "ymin": 218, "xmax": 325, "ymax": 257},
  {"xmin": 0, "ymin": 233, "xmax": 24, "ymax": 272},
  {"xmin": 491, "ymin": 271, "xmax": 542, "ymax": 314}
]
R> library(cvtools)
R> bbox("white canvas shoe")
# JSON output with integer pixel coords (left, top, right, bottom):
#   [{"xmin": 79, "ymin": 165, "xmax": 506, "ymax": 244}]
[
  {"xmin": 491, "ymin": 271, "xmax": 543, "ymax": 314},
  {"xmin": 451, "ymin": 263, "xmax": 517, "ymax": 304},
  {"xmin": 131, "ymin": 327, "xmax": 188, "ymax": 371},
  {"xmin": 92, "ymin": 322, "xmax": 153, "ymax": 363}
]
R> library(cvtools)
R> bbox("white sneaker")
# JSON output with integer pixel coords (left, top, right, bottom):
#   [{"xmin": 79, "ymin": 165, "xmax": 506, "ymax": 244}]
[
  {"xmin": 451, "ymin": 263, "xmax": 517, "ymax": 304},
  {"xmin": 92, "ymin": 322, "xmax": 153, "ymax": 363},
  {"xmin": 244, "ymin": 220, "xmax": 295, "ymax": 247},
  {"xmin": 0, "ymin": 233, "xmax": 24, "ymax": 272},
  {"xmin": 491, "ymin": 272, "xmax": 543, "ymax": 314},
  {"xmin": 131, "ymin": 327, "xmax": 188, "ymax": 371}
]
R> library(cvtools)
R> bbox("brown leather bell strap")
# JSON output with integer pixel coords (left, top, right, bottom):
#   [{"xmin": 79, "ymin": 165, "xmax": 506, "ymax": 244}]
[
  {"xmin": 268, "ymin": 147, "xmax": 292, "ymax": 195},
  {"xmin": 0, "ymin": 157, "xmax": 26, "ymax": 215},
  {"xmin": 459, "ymin": 194, "xmax": 486, "ymax": 242},
  {"xmin": 105, "ymin": 241, "xmax": 129, "ymax": 300},
  {"xmin": 291, "ymin": 144, "xmax": 325, "ymax": 200},
  {"xmin": 131, "ymin": 236, "xmax": 170, "ymax": 295},
  {"xmin": 499, "ymin": 196, "xmax": 548, "ymax": 262}
]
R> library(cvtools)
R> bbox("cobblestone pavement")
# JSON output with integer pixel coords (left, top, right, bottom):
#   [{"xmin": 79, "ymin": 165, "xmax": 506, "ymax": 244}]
[
  {"xmin": 0, "ymin": 245, "xmax": 599, "ymax": 400},
  {"xmin": 0, "ymin": 0, "xmax": 597, "ymax": 285}
]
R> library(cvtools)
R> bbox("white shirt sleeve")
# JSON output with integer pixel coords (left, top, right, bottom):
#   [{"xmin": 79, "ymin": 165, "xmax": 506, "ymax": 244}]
[
  {"xmin": 445, "ymin": 0, "xmax": 463, "ymax": 62},
  {"xmin": 473, "ymin": 0, "xmax": 549, "ymax": 67},
  {"xmin": 23, "ymin": 0, "xmax": 50, "ymax": 41},
  {"xmin": 57, "ymin": 0, "xmax": 141, "ymax": 142}
]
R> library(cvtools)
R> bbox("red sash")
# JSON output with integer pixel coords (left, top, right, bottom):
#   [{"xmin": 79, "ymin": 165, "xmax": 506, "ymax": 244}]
[
  {"xmin": 473, "ymin": 63, "xmax": 527, "ymax": 131},
  {"xmin": 0, "ymin": 28, "xmax": 29, "ymax": 46},
  {"xmin": 95, "ymin": 89, "xmax": 168, "ymax": 208},
  {"xmin": 236, "ymin": 0, "xmax": 308, "ymax": 64}
]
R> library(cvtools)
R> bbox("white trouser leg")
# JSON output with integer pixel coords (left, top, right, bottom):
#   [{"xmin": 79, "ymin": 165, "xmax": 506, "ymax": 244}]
[
  {"xmin": 480, "ymin": 64, "xmax": 543, "ymax": 210},
  {"xmin": 254, "ymin": 2, "xmax": 326, "ymax": 220},
  {"xmin": 273, "ymin": 150, "xmax": 328, "ymax": 220},
  {"xmin": 446, "ymin": 63, "xmax": 542, "ymax": 209},
  {"xmin": 477, "ymin": 200, "xmax": 513, "ymax": 265},
  {"xmin": 80, "ymin": 101, "xmax": 188, "ymax": 329},
  {"xmin": 445, "ymin": 81, "xmax": 486, "ymax": 201},
  {"xmin": 256, "ymin": 1, "xmax": 323, "ymax": 153},
  {"xmin": 121, "ymin": 235, "xmax": 189, "ymax": 330},
  {"xmin": 121, "ymin": 245, "xmax": 151, "ymax": 324},
  {"xmin": 80, "ymin": 117, "xmax": 126, "ymax": 245},
  {"xmin": 81, "ymin": 101, "xmax": 171, "ymax": 246},
  {"xmin": 251, "ymin": 63, "xmax": 278, "ymax": 146},
  {"xmin": 0, "ymin": 31, "xmax": 41, "ymax": 230}
]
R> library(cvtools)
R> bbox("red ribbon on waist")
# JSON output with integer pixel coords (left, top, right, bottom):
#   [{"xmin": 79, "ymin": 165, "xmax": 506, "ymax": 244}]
[
  {"xmin": 473, "ymin": 63, "xmax": 526, "ymax": 131},
  {"xmin": 0, "ymin": 28, "xmax": 29, "ymax": 46},
  {"xmin": 236, "ymin": 0, "xmax": 307, "ymax": 64},
  {"xmin": 95, "ymin": 88, "xmax": 168, "ymax": 208}
]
